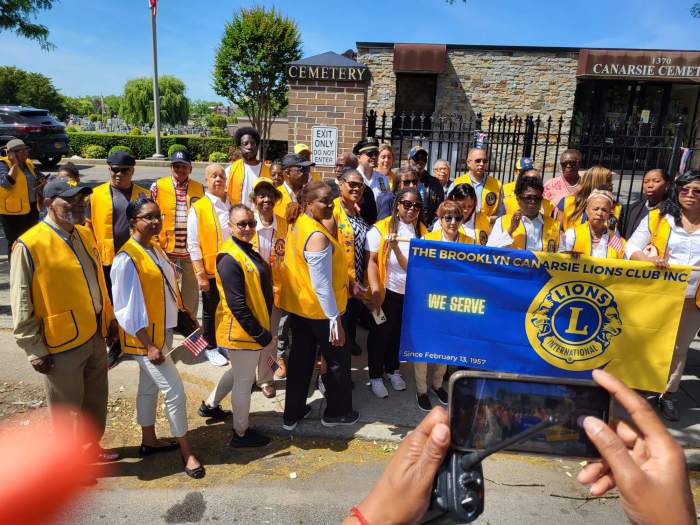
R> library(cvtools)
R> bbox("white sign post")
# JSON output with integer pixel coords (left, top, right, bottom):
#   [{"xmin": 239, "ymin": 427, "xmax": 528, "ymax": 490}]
[{"xmin": 311, "ymin": 126, "xmax": 338, "ymax": 167}]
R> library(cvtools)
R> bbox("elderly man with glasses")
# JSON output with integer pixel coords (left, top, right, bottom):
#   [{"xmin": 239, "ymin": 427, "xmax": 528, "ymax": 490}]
[{"xmin": 449, "ymin": 147, "xmax": 504, "ymax": 225}]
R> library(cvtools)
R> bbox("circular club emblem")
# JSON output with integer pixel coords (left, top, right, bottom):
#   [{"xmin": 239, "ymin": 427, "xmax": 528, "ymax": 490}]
[
  {"xmin": 546, "ymin": 239, "xmax": 556, "ymax": 253},
  {"xmin": 274, "ymin": 238, "xmax": 285, "ymax": 257},
  {"xmin": 607, "ymin": 215, "xmax": 618, "ymax": 231},
  {"xmin": 525, "ymin": 281, "xmax": 622, "ymax": 370},
  {"xmin": 478, "ymin": 230, "xmax": 488, "ymax": 245},
  {"xmin": 485, "ymin": 191, "xmax": 497, "ymax": 206}
]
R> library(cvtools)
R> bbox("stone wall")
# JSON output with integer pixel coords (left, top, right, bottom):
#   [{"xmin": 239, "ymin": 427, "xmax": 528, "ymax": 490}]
[
  {"xmin": 287, "ymin": 79, "xmax": 368, "ymax": 179},
  {"xmin": 358, "ymin": 46, "xmax": 396, "ymax": 118}
]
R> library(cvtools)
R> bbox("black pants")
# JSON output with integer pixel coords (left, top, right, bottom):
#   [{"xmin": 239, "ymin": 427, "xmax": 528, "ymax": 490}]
[
  {"xmin": 346, "ymin": 297, "xmax": 367, "ymax": 347},
  {"xmin": 102, "ymin": 266, "xmax": 113, "ymax": 303},
  {"xmin": 201, "ymin": 278, "xmax": 219, "ymax": 349},
  {"xmin": 283, "ymin": 313, "xmax": 353, "ymax": 421},
  {"xmin": 367, "ymin": 289, "xmax": 404, "ymax": 379},
  {"xmin": 1, "ymin": 208, "xmax": 39, "ymax": 261}
]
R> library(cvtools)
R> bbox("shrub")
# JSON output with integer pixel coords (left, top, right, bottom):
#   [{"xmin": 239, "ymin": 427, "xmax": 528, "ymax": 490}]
[
  {"xmin": 108, "ymin": 145, "xmax": 134, "ymax": 157},
  {"xmin": 167, "ymin": 143, "xmax": 188, "ymax": 157},
  {"xmin": 65, "ymin": 125, "xmax": 80, "ymax": 133},
  {"xmin": 129, "ymin": 127, "xmax": 141, "ymax": 135},
  {"xmin": 208, "ymin": 151, "xmax": 228, "ymax": 163},
  {"xmin": 88, "ymin": 113, "xmax": 98, "ymax": 122},
  {"xmin": 81, "ymin": 144, "xmax": 107, "ymax": 159}
]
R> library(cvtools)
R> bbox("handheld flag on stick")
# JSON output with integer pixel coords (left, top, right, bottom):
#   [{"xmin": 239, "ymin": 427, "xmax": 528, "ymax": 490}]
[
  {"xmin": 182, "ymin": 329, "xmax": 208, "ymax": 357},
  {"xmin": 267, "ymin": 355, "xmax": 280, "ymax": 373}
]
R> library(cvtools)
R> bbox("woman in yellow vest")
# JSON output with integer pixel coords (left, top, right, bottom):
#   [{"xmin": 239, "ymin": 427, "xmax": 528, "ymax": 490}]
[
  {"xmin": 280, "ymin": 181, "xmax": 356, "ymax": 430},
  {"xmin": 201, "ymin": 204, "xmax": 275, "ymax": 447},
  {"xmin": 626, "ymin": 170, "xmax": 700, "ymax": 421},
  {"xmin": 111, "ymin": 196, "xmax": 205, "ymax": 478},
  {"xmin": 488, "ymin": 176, "xmax": 560, "ymax": 252},
  {"xmin": 366, "ymin": 188, "xmax": 429, "ymax": 407},
  {"xmin": 377, "ymin": 143, "xmax": 395, "ymax": 190},
  {"xmin": 425, "ymin": 200, "xmax": 475, "ymax": 244},
  {"xmin": 503, "ymin": 168, "xmax": 555, "ymax": 219},
  {"xmin": 559, "ymin": 190, "xmax": 626, "ymax": 259},
  {"xmin": 333, "ymin": 168, "xmax": 371, "ymax": 357},
  {"xmin": 441, "ymin": 184, "xmax": 491, "ymax": 245},
  {"xmin": 557, "ymin": 166, "xmax": 622, "ymax": 232}
]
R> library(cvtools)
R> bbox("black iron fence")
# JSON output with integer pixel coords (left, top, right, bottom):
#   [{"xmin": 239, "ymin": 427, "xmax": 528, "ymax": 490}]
[{"xmin": 366, "ymin": 110, "xmax": 695, "ymax": 209}]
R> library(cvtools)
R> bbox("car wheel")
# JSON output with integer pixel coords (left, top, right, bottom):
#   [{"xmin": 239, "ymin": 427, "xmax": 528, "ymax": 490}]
[{"xmin": 39, "ymin": 155, "xmax": 61, "ymax": 167}]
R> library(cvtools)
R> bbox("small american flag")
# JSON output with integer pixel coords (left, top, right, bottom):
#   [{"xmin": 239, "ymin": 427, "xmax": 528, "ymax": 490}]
[
  {"xmin": 608, "ymin": 233, "xmax": 623, "ymax": 253},
  {"xmin": 183, "ymin": 330, "xmax": 208, "ymax": 357},
  {"xmin": 267, "ymin": 355, "xmax": 280, "ymax": 373}
]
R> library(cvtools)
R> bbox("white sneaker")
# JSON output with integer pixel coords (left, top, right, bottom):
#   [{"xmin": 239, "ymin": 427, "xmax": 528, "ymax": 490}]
[
  {"xmin": 388, "ymin": 372, "xmax": 407, "ymax": 391},
  {"xmin": 204, "ymin": 348, "xmax": 228, "ymax": 367},
  {"xmin": 370, "ymin": 378, "xmax": 389, "ymax": 398}
]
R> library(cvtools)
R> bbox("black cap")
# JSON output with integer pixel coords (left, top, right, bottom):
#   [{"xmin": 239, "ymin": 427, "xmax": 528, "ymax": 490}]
[
  {"xmin": 106, "ymin": 151, "xmax": 136, "ymax": 166},
  {"xmin": 170, "ymin": 150, "xmax": 191, "ymax": 165},
  {"xmin": 44, "ymin": 176, "xmax": 92, "ymax": 199},
  {"xmin": 352, "ymin": 137, "xmax": 379, "ymax": 156},
  {"xmin": 281, "ymin": 153, "xmax": 314, "ymax": 168}
]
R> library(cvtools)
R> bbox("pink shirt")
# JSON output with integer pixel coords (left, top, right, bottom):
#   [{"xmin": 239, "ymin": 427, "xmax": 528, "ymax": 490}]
[{"xmin": 543, "ymin": 176, "xmax": 581, "ymax": 207}]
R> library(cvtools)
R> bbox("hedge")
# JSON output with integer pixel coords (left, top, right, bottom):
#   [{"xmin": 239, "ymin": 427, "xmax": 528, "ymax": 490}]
[{"xmin": 67, "ymin": 132, "xmax": 287, "ymax": 161}]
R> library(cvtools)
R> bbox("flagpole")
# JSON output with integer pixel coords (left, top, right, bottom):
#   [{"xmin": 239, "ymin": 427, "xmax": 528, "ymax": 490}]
[{"xmin": 149, "ymin": 1, "xmax": 164, "ymax": 159}]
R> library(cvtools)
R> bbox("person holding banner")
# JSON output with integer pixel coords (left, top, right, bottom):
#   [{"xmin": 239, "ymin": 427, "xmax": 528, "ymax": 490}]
[
  {"xmin": 626, "ymin": 170, "xmax": 700, "ymax": 421},
  {"xmin": 202, "ymin": 204, "xmax": 274, "ymax": 447},
  {"xmin": 425, "ymin": 200, "xmax": 474, "ymax": 244},
  {"xmin": 502, "ymin": 168, "xmax": 555, "ymax": 218},
  {"xmin": 487, "ymin": 176, "xmax": 560, "ymax": 252},
  {"xmin": 442, "ymin": 183, "xmax": 492, "ymax": 245},
  {"xmin": 559, "ymin": 190, "xmax": 626, "ymax": 259},
  {"xmin": 281, "ymin": 181, "xmax": 356, "ymax": 430},
  {"xmin": 111, "ymin": 196, "xmax": 205, "ymax": 479},
  {"xmin": 366, "ymin": 188, "xmax": 428, "ymax": 404},
  {"xmin": 558, "ymin": 166, "xmax": 622, "ymax": 232},
  {"xmin": 377, "ymin": 168, "xmax": 420, "ymax": 220}
]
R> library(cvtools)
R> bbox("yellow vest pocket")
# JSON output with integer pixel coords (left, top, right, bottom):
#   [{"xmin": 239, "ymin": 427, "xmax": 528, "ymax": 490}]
[
  {"xmin": 4, "ymin": 195, "xmax": 24, "ymax": 214},
  {"xmin": 43, "ymin": 310, "xmax": 79, "ymax": 349}
]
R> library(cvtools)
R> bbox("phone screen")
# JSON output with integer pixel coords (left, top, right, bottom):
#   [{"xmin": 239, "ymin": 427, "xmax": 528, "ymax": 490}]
[{"xmin": 450, "ymin": 376, "xmax": 610, "ymax": 457}]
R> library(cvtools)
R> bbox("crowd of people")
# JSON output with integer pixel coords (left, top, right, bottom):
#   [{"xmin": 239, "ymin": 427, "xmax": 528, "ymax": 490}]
[{"xmin": 2, "ymin": 125, "xmax": 699, "ymax": 482}]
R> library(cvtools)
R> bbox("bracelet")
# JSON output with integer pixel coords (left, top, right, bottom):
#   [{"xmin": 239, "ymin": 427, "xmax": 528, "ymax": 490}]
[{"xmin": 349, "ymin": 507, "xmax": 369, "ymax": 525}]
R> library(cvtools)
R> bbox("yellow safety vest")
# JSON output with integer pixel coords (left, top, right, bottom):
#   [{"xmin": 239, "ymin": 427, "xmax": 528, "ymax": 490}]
[
  {"xmin": 451, "ymin": 173, "xmax": 502, "ymax": 216},
  {"xmin": 0, "ymin": 157, "xmax": 36, "ymax": 215},
  {"xmin": 273, "ymin": 183, "xmax": 295, "ymax": 218},
  {"xmin": 251, "ymin": 214, "xmax": 287, "ymax": 308},
  {"xmin": 561, "ymin": 195, "xmax": 621, "ymax": 231},
  {"xmin": 499, "ymin": 213, "xmax": 560, "ymax": 252},
  {"xmin": 571, "ymin": 223, "xmax": 625, "ymax": 259},
  {"xmin": 191, "ymin": 196, "xmax": 225, "ymax": 278},
  {"xmin": 117, "ymin": 238, "xmax": 183, "ymax": 355},
  {"xmin": 226, "ymin": 159, "xmax": 271, "ymax": 204},
  {"xmin": 503, "ymin": 193, "xmax": 556, "ymax": 218},
  {"xmin": 214, "ymin": 238, "xmax": 271, "ymax": 350},
  {"xmin": 154, "ymin": 177, "xmax": 204, "ymax": 253},
  {"xmin": 280, "ymin": 213, "xmax": 348, "ymax": 319},
  {"xmin": 424, "ymin": 228, "xmax": 475, "ymax": 244},
  {"xmin": 88, "ymin": 182, "xmax": 148, "ymax": 265},
  {"xmin": 18, "ymin": 221, "xmax": 112, "ymax": 354}
]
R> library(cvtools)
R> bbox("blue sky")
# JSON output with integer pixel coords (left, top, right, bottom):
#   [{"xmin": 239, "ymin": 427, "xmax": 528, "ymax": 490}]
[{"xmin": 2, "ymin": 0, "xmax": 699, "ymax": 101}]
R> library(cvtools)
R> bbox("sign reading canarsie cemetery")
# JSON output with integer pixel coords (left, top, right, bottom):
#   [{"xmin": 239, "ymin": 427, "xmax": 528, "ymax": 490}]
[
  {"xmin": 577, "ymin": 49, "xmax": 700, "ymax": 82},
  {"xmin": 310, "ymin": 126, "xmax": 338, "ymax": 167},
  {"xmin": 286, "ymin": 64, "xmax": 369, "ymax": 82}
]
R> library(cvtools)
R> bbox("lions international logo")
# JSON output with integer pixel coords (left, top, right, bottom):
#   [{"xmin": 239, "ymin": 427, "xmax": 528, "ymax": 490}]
[
  {"xmin": 478, "ymin": 230, "xmax": 488, "ymax": 245},
  {"xmin": 274, "ymin": 238, "xmax": 285, "ymax": 257},
  {"xmin": 485, "ymin": 191, "xmax": 497, "ymax": 206},
  {"xmin": 525, "ymin": 281, "xmax": 622, "ymax": 371},
  {"xmin": 546, "ymin": 239, "xmax": 556, "ymax": 252}
]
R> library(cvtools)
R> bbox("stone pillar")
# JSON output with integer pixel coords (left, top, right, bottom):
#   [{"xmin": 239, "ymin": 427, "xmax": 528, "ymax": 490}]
[{"xmin": 286, "ymin": 54, "xmax": 370, "ymax": 180}]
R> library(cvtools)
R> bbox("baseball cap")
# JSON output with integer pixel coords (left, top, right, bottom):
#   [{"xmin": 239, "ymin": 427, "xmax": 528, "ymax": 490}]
[
  {"xmin": 6, "ymin": 138, "xmax": 28, "ymax": 152},
  {"xmin": 408, "ymin": 145, "xmax": 427, "ymax": 160},
  {"xmin": 106, "ymin": 150, "xmax": 136, "ymax": 166},
  {"xmin": 516, "ymin": 157, "xmax": 534, "ymax": 171},
  {"xmin": 44, "ymin": 176, "xmax": 92, "ymax": 199},
  {"xmin": 281, "ymin": 153, "xmax": 314, "ymax": 169},
  {"xmin": 294, "ymin": 143, "xmax": 311, "ymax": 155},
  {"xmin": 170, "ymin": 150, "xmax": 191, "ymax": 165}
]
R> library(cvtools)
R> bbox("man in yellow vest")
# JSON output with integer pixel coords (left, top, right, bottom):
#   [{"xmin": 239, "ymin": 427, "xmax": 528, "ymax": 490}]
[
  {"xmin": 274, "ymin": 153, "xmax": 312, "ymax": 222},
  {"xmin": 0, "ymin": 138, "xmax": 45, "ymax": 262},
  {"xmin": 226, "ymin": 126, "xmax": 270, "ymax": 207},
  {"xmin": 10, "ymin": 176, "xmax": 119, "ymax": 465},
  {"xmin": 294, "ymin": 143, "xmax": 322, "ymax": 182},
  {"xmin": 449, "ymin": 147, "xmax": 505, "ymax": 224},
  {"xmin": 150, "ymin": 149, "xmax": 204, "ymax": 315}
]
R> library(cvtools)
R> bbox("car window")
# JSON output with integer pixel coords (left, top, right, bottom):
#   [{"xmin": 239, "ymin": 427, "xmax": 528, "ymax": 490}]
[
  {"xmin": 0, "ymin": 113, "xmax": 16, "ymax": 124},
  {"xmin": 19, "ymin": 111, "xmax": 56, "ymax": 125}
]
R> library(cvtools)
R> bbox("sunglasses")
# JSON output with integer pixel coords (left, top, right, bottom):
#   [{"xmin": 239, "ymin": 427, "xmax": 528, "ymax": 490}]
[
  {"xmin": 518, "ymin": 195, "xmax": 543, "ymax": 203},
  {"xmin": 679, "ymin": 187, "xmax": 700, "ymax": 197},
  {"xmin": 442, "ymin": 214, "xmax": 464, "ymax": 223},
  {"xmin": 136, "ymin": 213, "xmax": 162, "ymax": 222},
  {"xmin": 399, "ymin": 200, "xmax": 422, "ymax": 210},
  {"xmin": 234, "ymin": 220, "xmax": 257, "ymax": 229},
  {"xmin": 344, "ymin": 181, "xmax": 364, "ymax": 190},
  {"xmin": 471, "ymin": 159, "xmax": 487, "ymax": 164},
  {"xmin": 110, "ymin": 166, "xmax": 132, "ymax": 174},
  {"xmin": 400, "ymin": 179, "xmax": 419, "ymax": 187},
  {"xmin": 561, "ymin": 161, "xmax": 579, "ymax": 167}
]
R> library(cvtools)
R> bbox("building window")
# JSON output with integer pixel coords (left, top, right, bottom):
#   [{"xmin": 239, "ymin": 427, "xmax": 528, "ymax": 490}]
[{"xmin": 395, "ymin": 73, "xmax": 437, "ymax": 116}]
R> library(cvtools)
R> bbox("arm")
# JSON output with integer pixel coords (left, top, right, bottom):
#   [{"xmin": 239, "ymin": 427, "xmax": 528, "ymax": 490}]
[
  {"xmin": 624, "ymin": 216, "xmax": 652, "ymax": 260},
  {"xmin": 110, "ymin": 252, "xmax": 150, "ymax": 338},
  {"xmin": 558, "ymin": 229, "xmax": 575, "ymax": 253},
  {"xmin": 217, "ymin": 254, "xmax": 272, "ymax": 347},
  {"xmin": 389, "ymin": 237, "xmax": 409, "ymax": 271},
  {"xmin": 0, "ymin": 160, "xmax": 16, "ymax": 189},
  {"xmin": 486, "ymin": 216, "xmax": 514, "ymax": 248},
  {"xmin": 149, "ymin": 181, "xmax": 158, "ymax": 201},
  {"xmin": 305, "ymin": 231, "xmax": 344, "ymax": 346},
  {"xmin": 186, "ymin": 207, "xmax": 209, "ymax": 291},
  {"xmin": 366, "ymin": 250, "xmax": 382, "ymax": 312}
]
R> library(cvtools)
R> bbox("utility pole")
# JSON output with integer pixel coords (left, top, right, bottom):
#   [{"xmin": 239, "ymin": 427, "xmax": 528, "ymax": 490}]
[{"xmin": 149, "ymin": 0, "xmax": 163, "ymax": 158}]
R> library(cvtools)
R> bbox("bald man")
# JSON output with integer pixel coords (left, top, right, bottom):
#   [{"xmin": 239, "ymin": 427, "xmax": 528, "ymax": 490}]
[
  {"xmin": 186, "ymin": 163, "xmax": 232, "ymax": 370},
  {"xmin": 449, "ymin": 148, "xmax": 504, "ymax": 223}
]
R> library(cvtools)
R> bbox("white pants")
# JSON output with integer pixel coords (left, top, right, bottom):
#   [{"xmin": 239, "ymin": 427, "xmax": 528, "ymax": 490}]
[
  {"xmin": 668, "ymin": 298, "xmax": 700, "ymax": 393},
  {"xmin": 133, "ymin": 332, "xmax": 187, "ymax": 438},
  {"xmin": 207, "ymin": 350, "xmax": 259, "ymax": 435},
  {"xmin": 414, "ymin": 362, "xmax": 447, "ymax": 395}
]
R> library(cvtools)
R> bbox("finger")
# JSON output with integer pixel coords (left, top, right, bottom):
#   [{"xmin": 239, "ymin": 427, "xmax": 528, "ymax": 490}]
[
  {"xmin": 405, "ymin": 407, "xmax": 449, "ymax": 450},
  {"xmin": 581, "ymin": 416, "xmax": 639, "ymax": 491},
  {"xmin": 576, "ymin": 460, "xmax": 610, "ymax": 485},
  {"xmin": 415, "ymin": 422, "xmax": 451, "ymax": 481},
  {"xmin": 588, "ymin": 473, "xmax": 617, "ymax": 496},
  {"xmin": 611, "ymin": 419, "xmax": 641, "ymax": 449}
]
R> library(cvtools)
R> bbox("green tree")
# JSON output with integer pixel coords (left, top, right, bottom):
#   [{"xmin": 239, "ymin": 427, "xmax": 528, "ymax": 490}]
[
  {"xmin": 190, "ymin": 99, "xmax": 219, "ymax": 119},
  {"xmin": 213, "ymin": 7, "xmax": 301, "ymax": 158},
  {"xmin": 692, "ymin": 2, "xmax": 700, "ymax": 16},
  {"xmin": 120, "ymin": 76, "xmax": 189, "ymax": 126},
  {"xmin": 103, "ymin": 95, "xmax": 122, "ymax": 118},
  {"xmin": 0, "ymin": 0, "xmax": 55, "ymax": 50},
  {"xmin": 63, "ymin": 96, "xmax": 96, "ymax": 118},
  {"xmin": 0, "ymin": 66, "xmax": 63, "ymax": 115}
]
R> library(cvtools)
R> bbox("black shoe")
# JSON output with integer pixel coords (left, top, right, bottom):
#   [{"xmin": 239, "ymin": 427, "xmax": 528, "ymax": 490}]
[
  {"xmin": 198, "ymin": 401, "xmax": 232, "ymax": 420},
  {"xmin": 139, "ymin": 441, "xmax": 180, "ymax": 456},
  {"xmin": 229, "ymin": 428, "xmax": 271, "ymax": 448},
  {"xmin": 417, "ymin": 393, "xmax": 432, "ymax": 412},
  {"xmin": 321, "ymin": 410, "xmax": 360, "ymax": 427},
  {"xmin": 658, "ymin": 394, "xmax": 679, "ymax": 421},
  {"xmin": 350, "ymin": 342, "xmax": 362, "ymax": 356},
  {"xmin": 431, "ymin": 387, "xmax": 448, "ymax": 405},
  {"xmin": 107, "ymin": 342, "xmax": 122, "ymax": 370},
  {"xmin": 282, "ymin": 405, "xmax": 312, "ymax": 431},
  {"xmin": 182, "ymin": 458, "xmax": 206, "ymax": 479}
]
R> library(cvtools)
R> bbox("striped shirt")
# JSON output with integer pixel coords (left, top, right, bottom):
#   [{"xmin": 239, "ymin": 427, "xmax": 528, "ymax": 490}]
[{"xmin": 150, "ymin": 175, "xmax": 191, "ymax": 259}]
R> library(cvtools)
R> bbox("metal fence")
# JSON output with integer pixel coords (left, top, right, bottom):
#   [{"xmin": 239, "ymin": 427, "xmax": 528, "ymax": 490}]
[{"xmin": 366, "ymin": 110, "xmax": 694, "ymax": 209}]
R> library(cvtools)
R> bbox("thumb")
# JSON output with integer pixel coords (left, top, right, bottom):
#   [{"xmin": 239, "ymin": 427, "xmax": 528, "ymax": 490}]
[{"xmin": 416, "ymin": 423, "xmax": 450, "ymax": 478}]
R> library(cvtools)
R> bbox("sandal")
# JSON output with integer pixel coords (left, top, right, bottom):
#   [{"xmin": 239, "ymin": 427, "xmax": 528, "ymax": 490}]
[
  {"xmin": 139, "ymin": 441, "xmax": 179, "ymax": 456},
  {"xmin": 183, "ymin": 458, "xmax": 206, "ymax": 479}
]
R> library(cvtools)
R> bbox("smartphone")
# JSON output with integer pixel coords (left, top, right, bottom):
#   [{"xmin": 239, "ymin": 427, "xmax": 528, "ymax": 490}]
[
  {"xmin": 371, "ymin": 307, "xmax": 387, "ymax": 325},
  {"xmin": 449, "ymin": 371, "xmax": 610, "ymax": 458}
]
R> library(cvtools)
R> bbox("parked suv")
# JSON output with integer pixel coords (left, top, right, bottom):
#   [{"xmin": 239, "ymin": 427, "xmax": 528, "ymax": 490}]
[{"xmin": 0, "ymin": 105, "xmax": 68, "ymax": 166}]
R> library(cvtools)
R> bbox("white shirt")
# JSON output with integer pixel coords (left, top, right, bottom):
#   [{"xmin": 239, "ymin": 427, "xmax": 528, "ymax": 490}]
[
  {"xmin": 625, "ymin": 214, "xmax": 700, "ymax": 297},
  {"xmin": 186, "ymin": 192, "xmax": 232, "ymax": 262},
  {"xmin": 283, "ymin": 181, "xmax": 298, "ymax": 203},
  {"xmin": 365, "ymin": 221, "xmax": 416, "ymax": 295},
  {"xmin": 111, "ymin": 246, "xmax": 179, "ymax": 341},
  {"xmin": 559, "ymin": 228, "xmax": 610, "ymax": 259},
  {"xmin": 488, "ymin": 214, "xmax": 544, "ymax": 251},
  {"xmin": 241, "ymin": 162, "xmax": 262, "ymax": 208},
  {"xmin": 255, "ymin": 211, "xmax": 276, "ymax": 263},
  {"xmin": 358, "ymin": 166, "xmax": 390, "ymax": 201}
]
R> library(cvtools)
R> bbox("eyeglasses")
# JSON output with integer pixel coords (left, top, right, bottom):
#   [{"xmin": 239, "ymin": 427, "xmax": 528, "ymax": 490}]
[
  {"xmin": 442, "ymin": 214, "xmax": 464, "ymax": 223},
  {"xmin": 518, "ymin": 195, "xmax": 543, "ymax": 203},
  {"xmin": 234, "ymin": 220, "xmax": 257, "ymax": 229},
  {"xmin": 561, "ymin": 161, "xmax": 579, "ymax": 167},
  {"xmin": 344, "ymin": 181, "xmax": 364, "ymax": 190},
  {"xmin": 135, "ymin": 213, "xmax": 162, "ymax": 222},
  {"xmin": 679, "ymin": 187, "xmax": 700, "ymax": 197},
  {"xmin": 110, "ymin": 166, "xmax": 132, "ymax": 174},
  {"xmin": 399, "ymin": 200, "xmax": 422, "ymax": 211},
  {"xmin": 471, "ymin": 159, "xmax": 487, "ymax": 164},
  {"xmin": 400, "ymin": 179, "xmax": 418, "ymax": 187}
]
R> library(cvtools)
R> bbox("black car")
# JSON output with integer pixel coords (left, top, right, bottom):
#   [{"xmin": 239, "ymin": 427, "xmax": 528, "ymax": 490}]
[{"xmin": 0, "ymin": 105, "xmax": 68, "ymax": 166}]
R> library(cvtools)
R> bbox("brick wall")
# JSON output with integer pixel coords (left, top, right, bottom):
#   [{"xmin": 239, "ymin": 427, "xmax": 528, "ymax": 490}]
[{"xmin": 287, "ymin": 79, "xmax": 368, "ymax": 179}]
